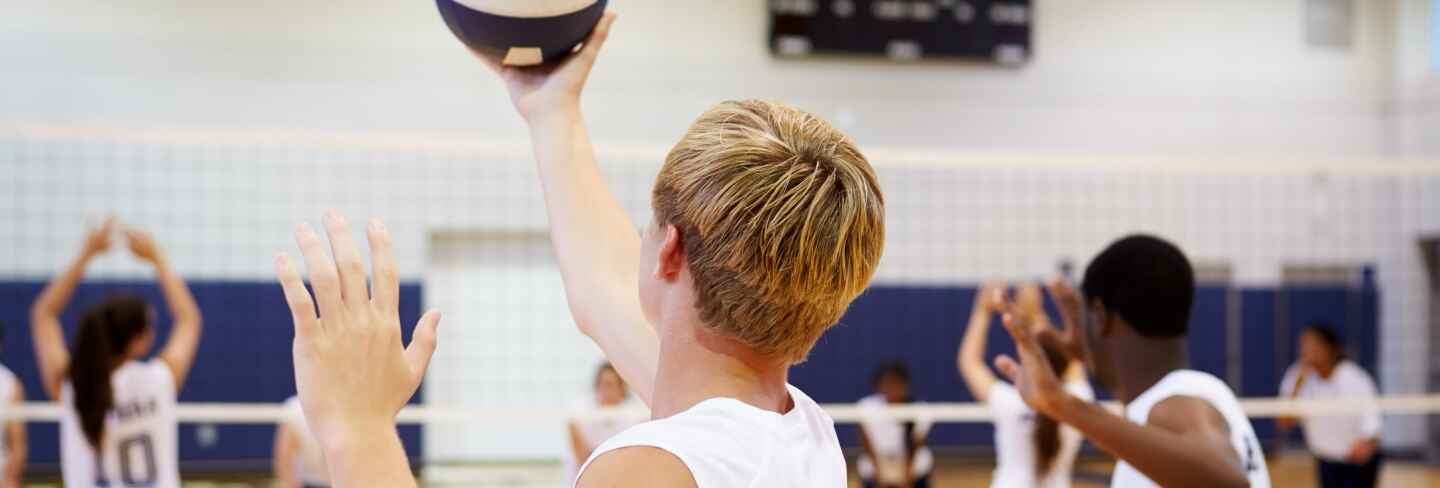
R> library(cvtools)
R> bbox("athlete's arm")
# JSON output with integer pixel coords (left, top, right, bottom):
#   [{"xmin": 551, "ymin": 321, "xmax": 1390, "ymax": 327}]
[
  {"xmin": 31, "ymin": 218, "xmax": 114, "ymax": 400},
  {"xmin": 273, "ymin": 422, "xmax": 302, "ymax": 488},
  {"xmin": 3, "ymin": 384, "xmax": 26, "ymax": 488},
  {"xmin": 995, "ymin": 309, "xmax": 1251, "ymax": 488},
  {"xmin": 1275, "ymin": 363, "xmax": 1307, "ymax": 432},
  {"xmin": 276, "ymin": 213, "xmax": 442, "ymax": 488},
  {"xmin": 568, "ymin": 422, "xmax": 592, "ymax": 466},
  {"xmin": 858, "ymin": 426, "xmax": 882, "ymax": 481},
  {"xmin": 480, "ymin": 13, "xmax": 659, "ymax": 406},
  {"xmin": 127, "ymin": 229, "xmax": 204, "ymax": 389},
  {"xmin": 576, "ymin": 446, "xmax": 697, "ymax": 488},
  {"xmin": 957, "ymin": 284, "xmax": 1003, "ymax": 402}
]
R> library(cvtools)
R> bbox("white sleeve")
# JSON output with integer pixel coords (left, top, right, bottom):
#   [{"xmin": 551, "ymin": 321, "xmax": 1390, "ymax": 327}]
[{"xmin": 1347, "ymin": 367, "xmax": 1383, "ymax": 438}]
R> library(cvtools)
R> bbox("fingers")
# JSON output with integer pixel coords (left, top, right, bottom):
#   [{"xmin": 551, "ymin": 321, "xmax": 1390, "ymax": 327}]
[
  {"xmin": 367, "ymin": 219, "xmax": 399, "ymax": 314},
  {"xmin": 994, "ymin": 355, "xmax": 1021, "ymax": 383},
  {"xmin": 322, "ymin": 211, "xmax": 370, "ymax": 306},
  {"xmin": 404, "ymin": 310, "xmax": 443, "ymax": 383},
  {"xmin": 1001, "ymin": 312, "xmax": 1046, "ymax": 368},
  {"xmin": 580, "ymin": 11, "xmax": 617, "ymax": 60},
  {"xmin": 295, "ymin": 223, "xmax": 344, "ymax": 319},
  {"xmin": 275, "ymin": 253, "xmax": 320, "ymax": 338}
]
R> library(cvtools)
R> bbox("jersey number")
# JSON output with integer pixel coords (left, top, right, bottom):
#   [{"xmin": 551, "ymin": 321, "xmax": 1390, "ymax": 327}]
[{"xmin": 96, "ymin": 434, "xmax": 157, "ymax": 487}]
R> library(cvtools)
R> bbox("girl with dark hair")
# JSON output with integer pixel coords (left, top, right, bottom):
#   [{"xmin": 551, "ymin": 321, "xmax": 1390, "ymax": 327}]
[
  {"xmin": 1278, "ymin": 324, "xmax": 1383, "ymax": 488},
  {"xmin": 563, "ymin": 362, "xmax": 641, "ymax": 484},
  {"xmin": 30, "ymin": 219, "xmax": 203, "ymax": 488},
  {"xmin": 858, "ymin": 361, "xmax": 931, "ymax": 488},
  {"xmin": 958, "ymin": 283, "xmax": 1093, "ymax": 488}
]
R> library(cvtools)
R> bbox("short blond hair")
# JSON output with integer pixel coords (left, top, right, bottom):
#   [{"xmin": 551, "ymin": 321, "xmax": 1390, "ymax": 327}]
[{"xmin": 652, "ymin": 100, "xmax": 886, "ymax": 363}]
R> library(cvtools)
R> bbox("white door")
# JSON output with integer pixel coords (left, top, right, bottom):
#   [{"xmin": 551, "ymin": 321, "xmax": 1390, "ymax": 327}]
[{"xmin": 423, "ymin": 231, "xmax": 606, "ymax": 462}]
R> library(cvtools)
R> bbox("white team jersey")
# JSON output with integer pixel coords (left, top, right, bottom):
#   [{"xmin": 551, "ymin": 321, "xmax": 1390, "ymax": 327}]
[
  {"xmin": 1111, "ymin": 370, "xmax": 1269, "ymax": 488},
  {"xmin": 989, "ymin": 379, "xmax": 1094, "ymax": 488},
  {"xmin": 577, "ymin": 385, "xmax": 846, "ymax": 488},
  {"xmin": 60, "ymin": 360, "xmax": 180, "ymax": 488},
  {"xmin": 856, "ymin": 394, "xmax": 933, "ymax": 480},
  {"xmin": 281, "ymin": 396, "xmax": 330, "ymax": 486},
  {"xmin": 0, "ymin": 365, "xmax": 17, "ymax": 469}
]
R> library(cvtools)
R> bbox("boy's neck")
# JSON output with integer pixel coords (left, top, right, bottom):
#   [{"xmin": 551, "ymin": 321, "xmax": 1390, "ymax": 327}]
[
  {"xmin": 649, "ymin": 327, "xmax": 793, "ymax": 420},
  {"xmin": 1114, "ymin": 336, "xmax": 1190, "ymax": 404}
]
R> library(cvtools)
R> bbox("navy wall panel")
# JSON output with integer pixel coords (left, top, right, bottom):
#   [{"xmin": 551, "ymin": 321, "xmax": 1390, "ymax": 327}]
[
  {"xmin": 1187, "ymin": 286, "xmax": 1230, "ymax": 381},
  {"xmin": 0, "ymin": 280, "xmax": 424, "ymax": 466},
  {"xmin": 1238, "ymin": 289, "xmax": 1280, "ymax": 441}
]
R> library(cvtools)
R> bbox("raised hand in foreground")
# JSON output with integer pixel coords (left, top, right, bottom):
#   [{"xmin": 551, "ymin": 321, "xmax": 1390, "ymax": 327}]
[{"xmin": 275, "ymin": 211, "xmax": 441, "ymax": 488}]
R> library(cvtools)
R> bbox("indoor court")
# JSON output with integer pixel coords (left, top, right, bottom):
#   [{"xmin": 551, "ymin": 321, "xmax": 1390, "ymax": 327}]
[{"xmin": 3, "ymin": 0, "xmax": 1440, "ymax": 487}]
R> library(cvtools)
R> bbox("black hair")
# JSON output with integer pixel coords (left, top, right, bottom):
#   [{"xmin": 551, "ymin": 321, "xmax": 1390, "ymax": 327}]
[
  {"xmin": 1081, "ymin": 234, "xmax": 1195, "ymax": 338},
  {"xmin": 870, "ymin": 361, "xmax": 911, "ymax": 389},
  {"xmin": 71, "ymin": 296, "xmax": 152, "ymax": 449},
  {"xmin": 1302, "ymin": 323, "xmax": 1346, "ymax": 360}
]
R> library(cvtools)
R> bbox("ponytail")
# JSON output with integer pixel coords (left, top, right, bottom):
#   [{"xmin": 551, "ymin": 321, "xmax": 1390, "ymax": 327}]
[
  {"xmin": 70, "ymin": 296, "xmax": 149, "ymax": 449},
  {"xmin": 1033, "ymin": 335, "xmax": 1073, "ymax": 478}
]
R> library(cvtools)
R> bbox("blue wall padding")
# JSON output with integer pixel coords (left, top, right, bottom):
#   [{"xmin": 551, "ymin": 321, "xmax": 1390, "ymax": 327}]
[
  {"xmin": 1238, "ymin": 288, "xmax": 1280, "ymax": 441},
  {"xmin": 1186, "ymin": 286, "xmax": 1230, "ymax": 381},
  {"xmin": 0, "ymin": 280, "xmax": 424, "ymax": 466},
  {"xmin": 0, "ymin": 279, "xmax": 1380, "ymax": 454}
]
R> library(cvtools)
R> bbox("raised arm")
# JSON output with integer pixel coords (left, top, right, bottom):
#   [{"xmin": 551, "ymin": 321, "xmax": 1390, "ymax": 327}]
[
  {"xmin": 994, "ymin": 307, "xmax": 1251, "ymax": 488},
  {"xmin": 276, "ymin": 213, "xmax": 442, "ymax": 488},
  {"xmin": 30, "ymin": 219, "xmax": 114, "ymax": 400},
  {"xmin": 957, "ymin": 283, "xmax": 1003, "ymax": 402},
  {"xmin": 273, "ymin": 422, "xmax": 301, "ymax": 488},
  {"xmin": 481, "ymin": 13, "xmax": 658, "ymax": 406},
  {"xmin": 125, "ymin": 229, "xmax": 203, "ymax": 389}
]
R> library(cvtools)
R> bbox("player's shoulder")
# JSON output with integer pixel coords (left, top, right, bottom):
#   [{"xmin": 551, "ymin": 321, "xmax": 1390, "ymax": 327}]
[
  {"xmin": 576, "ymin": 445, "xmax": 697, "ymax": 488},
  {"xmin": 116, "ymin": 360, "xmax": 175, "ymax": 392},
  {"xmin": 1148, "ymin": 394, "xmax": 1231, "ymax": 437}
]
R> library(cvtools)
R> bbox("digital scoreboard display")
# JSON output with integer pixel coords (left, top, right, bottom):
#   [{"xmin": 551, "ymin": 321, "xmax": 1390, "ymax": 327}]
[{"xmin": 769, "ymin": 0, "xmax": 1033, "ymax": 65}]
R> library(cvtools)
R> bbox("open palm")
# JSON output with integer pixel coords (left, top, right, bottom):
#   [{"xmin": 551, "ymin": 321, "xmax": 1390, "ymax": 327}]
[{"xmin": 479, "ymin": 12, "xmax": 616, "ymax": 120}]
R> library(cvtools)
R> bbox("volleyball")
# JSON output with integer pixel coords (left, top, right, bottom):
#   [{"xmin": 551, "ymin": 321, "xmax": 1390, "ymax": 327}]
[{"xmin": 436, "ymin": 0, "xmax": 608, "ymax": 66}]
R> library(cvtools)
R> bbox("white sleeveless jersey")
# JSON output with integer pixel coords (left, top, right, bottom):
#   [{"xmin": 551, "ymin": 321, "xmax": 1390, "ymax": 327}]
[
  {"xmin": 577, "ymin": 385, "xmax": 846, "ymax": 488},
  {"xmin": 989, "ymin": 379, "xmax": 1094, "ymax": 488},
  {"xmin": 1111, "ymin": 370, "xmax": 1269, "ymax": 488},
  {"xmin": 60, "ymin": 360, "xmax": 180, "ymax": 488},
  {"xmin": 281, "ymin": 396, "xmax": 331, "ymax": 486},
  {"xmin": 0, "ymin": 365, "xmax": 18, "ymax": 469}
]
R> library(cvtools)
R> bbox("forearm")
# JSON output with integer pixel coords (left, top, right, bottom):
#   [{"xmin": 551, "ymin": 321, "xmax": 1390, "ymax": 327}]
[
  {"xmin": 153, "ymin": 256, "xmax": 201, "ymax": 329},
  {"xmin": 1055, "ymin": 397, "xmax": 1248, "ymax": 488},
  {"xmin": 525, "ymin": 110, "xmax": 658, "ymax": 404},
  {"xmin": 324, "ymin": 423, "xmax": 415, "ymax": 488},
  {"xmin": 32, "ymin": 250, "xmax": 92, "ymax": 318}
]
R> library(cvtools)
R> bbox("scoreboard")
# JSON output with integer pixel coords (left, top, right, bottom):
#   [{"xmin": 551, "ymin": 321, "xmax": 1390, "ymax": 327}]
[{"xmin": 768, "ymin": 0, "xmax": 1032, "ymax": 65}]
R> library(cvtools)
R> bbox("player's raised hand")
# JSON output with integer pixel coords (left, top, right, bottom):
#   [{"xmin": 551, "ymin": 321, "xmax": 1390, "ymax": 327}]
[
  {"xmin": 993, "ymin": 299, "xmax": 1071, "ymax": 418},
  {"xmin": 123, "ymin": 227, "xmax": 163, "ymax": 264},
  {"xmin": 1044, "ymin": 278, "xmax": 1091, "ymax": 366},
  {"xmin": 81, "ymin": 217, "xmax": 115, "ymax": 258},
  {"xmin": 477, "ymin": 12, "xmax": 617, "ymax": 121},
  {"xmin": 275, "ymin": 211, "xmax": 442, "ymax": 449},
  {"xmin": 970, "ymin": 282, "xmax": 1006, "ymax": 317}
]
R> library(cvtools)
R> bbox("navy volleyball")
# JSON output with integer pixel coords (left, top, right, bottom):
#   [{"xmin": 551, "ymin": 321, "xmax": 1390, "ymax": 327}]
[{"xmin": 436, "ymin": 0, "xmax": 608, "ymax": 66}]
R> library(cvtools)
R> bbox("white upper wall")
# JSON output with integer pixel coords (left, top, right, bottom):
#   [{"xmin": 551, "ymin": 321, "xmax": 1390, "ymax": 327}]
[
  {"xmin": 1392, "ymin": 0, "xmax": 1439, "ymax": 157},
  {"xmin": 0, "ymin": 0, "xmax": 1405, "ymax": 159}
]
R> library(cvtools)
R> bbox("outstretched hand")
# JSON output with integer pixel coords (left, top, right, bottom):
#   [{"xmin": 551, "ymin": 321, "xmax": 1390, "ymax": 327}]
[
  {"xmin": 275, "ymin": 211, "xmax": 442, "ymax": 449},
  {"xmin": 477, "ymin": 12, "xmax": 617, "ymax": 122},
  {"xmin": 82, "ymin": 217, "xmax": 115, "ymax": 258},
  {"xmin": 993, "ymin": 300, "xmax": 1072, "ymax": 418},
  {"xmin": 1044, "ymin": 278, "xmax": 1091, "ymax": 366},
  {"xmin": 124, "ymin": 227, "xmax": 162, "ymax": 264}
]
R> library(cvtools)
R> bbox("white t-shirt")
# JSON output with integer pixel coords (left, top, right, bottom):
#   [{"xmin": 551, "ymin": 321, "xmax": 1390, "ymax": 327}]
[
  {"xmin": 0, "ymin": 365, "xmax": 18, "ymax": 469},
  {"xmin": 1111, "ymin": 370, "xmax": 1270, "ymax": 488},
  {"xmin": 60, "ymin": 360, "xmax": 180, "ymax": 488},
  {"xmin": 1279, "ymin": 360, "xmax": 1382, "ymax": 462},
  {"xmin": 577, "ymin": 385, "xmax": 846, "ymax": 488},
  {"xmin": 989, "ymin": 380, "xmax": 1094, "ymax": 488},
  {"xmin": 561, "ymin": 397, "xmax": 645, "ymax": 483},
  {"xmin": 281, "ymin": 396, "xmax": 330, "ymax": 486},
  {"xmin": 856, "ymin": 393, "xmax": 933, "ymax": 480}
]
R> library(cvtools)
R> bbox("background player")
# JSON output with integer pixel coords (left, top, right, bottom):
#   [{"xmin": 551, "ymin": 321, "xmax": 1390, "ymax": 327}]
[
  {"xmin": 1278, "ymin": 324, "xmax": 1383, "ymax": 488},
  {"xmin": 30, "ymin": 219, "xmax": 203, "ymax": 488},
  {"xmin": 857, "ymin": 362, "xmax": 932, "ymax": 488},
  {"xmin": 563, "ymin": 362, "xmax": 639, "ymax": 484},
  {"xmin": 992, "ymin": 235, "xmax": 1270, "ymax": 488},
  {"xmin": 958, "ymin": 283, "xmax": 1092, "ymax": 488},
  {"xmin": 274, "ymin": 395, "xmax": 330, "ymax": 488},
  {"xmin": 0, "ymin": 325, "xmax": 26, "ymax": 488}
]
